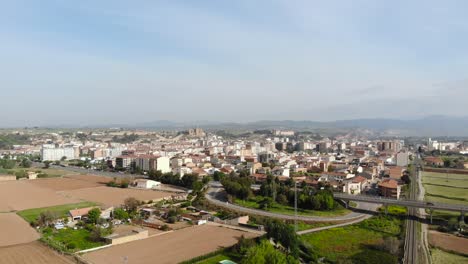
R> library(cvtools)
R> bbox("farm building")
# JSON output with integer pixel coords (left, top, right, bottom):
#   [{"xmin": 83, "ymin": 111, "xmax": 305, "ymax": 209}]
[{"xmin": 134, "ymin": 179, "xmax": 161, "ymax": 189}]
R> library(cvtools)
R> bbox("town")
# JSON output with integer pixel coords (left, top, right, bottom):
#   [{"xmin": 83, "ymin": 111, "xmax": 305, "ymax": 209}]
[{"xmin": 0, "ymin": 128, "xmax": 466, "ymax": 264}]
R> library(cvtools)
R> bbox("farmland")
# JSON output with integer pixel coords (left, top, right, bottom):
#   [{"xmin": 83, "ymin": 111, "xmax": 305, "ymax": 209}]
[
  {"xmin": 0, "ymin": 213, "xmax": 40, "ymax": 246},
  {"xmin": 430, "ymin": 248, "xmax": 468, "ymax": 264},
  {"xmin": 17, "ymin": 202, "xmax": 97, "ymax": 223},
  {"xmin": 83, "ymin": 225, "xmax": 259, "ymax": 264},
  {"xmin": 422, "ymin": 171, "xmax": 468, "ymax": 215},
  {"xmin": 428, "ymin": 230, "xmax": 468, "ymax": 255},
  {"xmin": 0, "ymin": 242, "xmax": 75, "ymax": 264},
  {"xmin": 63, "ymin": 186, "xmax": 174, "ymax": 207},
  {"xmin": 0, "ymin": 181, "xmax": 80, "ymax": 212}
]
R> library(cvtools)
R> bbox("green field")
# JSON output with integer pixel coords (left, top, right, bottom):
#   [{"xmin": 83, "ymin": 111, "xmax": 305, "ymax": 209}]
[
  {"xmin": 422, "ymin": 172, "xmax": 468, "ymax": 217},
  {"xmin": 41, "ymin": 227, "xmax": 105, "ymax": 252},
  {"xmin": 300, "ymin": 215, "xmax": 403, "ymax": 263},
  {"xmin": 234, "ymin": 197, "xmax": 350, "ymax": 217},
  {"xmin": 430, "ymin": 248, "xmax": 468, "ymax": 264},
  {"xmin": 17, "ymin": 201, "xmax": 97, "ymax": 223}
]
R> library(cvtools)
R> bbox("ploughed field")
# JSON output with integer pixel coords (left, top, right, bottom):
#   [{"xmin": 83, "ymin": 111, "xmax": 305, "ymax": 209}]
[
  {"xmin": 0, "ymin": 213, "xmax": 40, "ymax": 247},
  {"xmin": 83, "ymin": 225, "xmax": 260, "ymax": 264},
  {"xmin": 0, "ymin": 242, "xmax": 75, "ymax": 264},
  {"xmin": 0, "ymin": 175, "xmax": 174, "ymax": 211}
]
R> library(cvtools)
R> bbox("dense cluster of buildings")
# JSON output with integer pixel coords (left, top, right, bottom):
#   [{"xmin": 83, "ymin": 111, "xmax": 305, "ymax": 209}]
[{"xmin": 5, "ymin": 128, "xmax": 468, "ymax": 200}]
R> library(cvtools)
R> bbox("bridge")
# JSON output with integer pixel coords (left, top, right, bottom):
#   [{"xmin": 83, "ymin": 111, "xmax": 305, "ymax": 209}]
[{"xmin": 334, "ymin": 193, "xmax": 467, "ymax": 219}]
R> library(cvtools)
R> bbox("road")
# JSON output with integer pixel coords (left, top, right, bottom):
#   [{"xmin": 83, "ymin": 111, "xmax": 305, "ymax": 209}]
[
  {"xmin": 334, "ymin": 192, "xmax": 468, "ymax": 213},
  {"xmin": 206, "ymin": 182, "xmax": 379, "ymax": 222}
]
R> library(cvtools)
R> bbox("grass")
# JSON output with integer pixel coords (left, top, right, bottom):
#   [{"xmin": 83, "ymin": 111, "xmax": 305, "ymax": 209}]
[
  {"xmin": 378, "ymin": 205, "xmax": 407, "ymax": 216},
  {"xmin": 234, "ymin": 196, "xmax": 350, "ymax": 217},
  {"xmin": 422, "ymin": 171, "xmax": 468, "ymax": 217},
  {"xmin": 41, "ymin": 227, "xmax": 105, "ymax": 252},
  {"xmin": 294, "ymin": 221, "xmax": 335, "ymax": 231},
  {"xmin": 430, "ymin": 248, "xmax": 468, "ymax": 264},
  {"xmin": 195, "ymin": 253, "xmax": 239, "ymax": 264},
  {"xmin": 17, "ymin": 201, "xmax": 98, "ymax": 223},
  {"xmin": 300, "ymin": 215, "xmax": 403, "ymax": 263}
]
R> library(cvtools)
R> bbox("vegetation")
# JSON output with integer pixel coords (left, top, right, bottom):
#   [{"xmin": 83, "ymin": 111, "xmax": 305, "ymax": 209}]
[
  {"xmin": 430, "ymin": 248, "xmax": 468, "ymax": 264},
  {"xmin": 300, "ymin": 215, "xmax": 403, "ymax": 263},
  {"xmin": 243, "ymin": 240, "xmax": 299, "ymax": 264},
  {"xmin": 111, "ymin": 133, "xmax": 139, "ymax": 143},
  {"xmin": 41, "ymin": 226, "xmax": 110, "ymax": 252},
  {"xmin": 0, "ymin": 134, "xmax": 30, "ymax": 149},
  {"xmin": 17, "ymin": 202, "xmax": 97, "ymax": 223},
  {"xmin": 148, "ymin": 171, "xmax": 205, "ymax": 193},
  {"xmin": 234, "ymin": 196, "xmax": 349, "ymax": 217}
]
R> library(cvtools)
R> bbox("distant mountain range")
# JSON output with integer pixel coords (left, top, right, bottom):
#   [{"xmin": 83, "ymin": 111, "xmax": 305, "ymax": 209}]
[{"xmin": 127, "ymin": 116, "xmax": 468, "ymax": 137}]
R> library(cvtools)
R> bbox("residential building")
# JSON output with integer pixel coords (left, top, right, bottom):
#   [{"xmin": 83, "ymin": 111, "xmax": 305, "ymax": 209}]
[{"xmin": 378, "ymin": 179, "xmax": 401, "ymax": 199}]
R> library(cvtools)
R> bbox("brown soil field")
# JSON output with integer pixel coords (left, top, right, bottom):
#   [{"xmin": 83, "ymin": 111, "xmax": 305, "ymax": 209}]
[
  {"xmin": 0, "ymin": 242, "xmax": 75, "ymax": 264},
  {"xmin": 63, "ymin": 186, "xmax": 174, "ymax": 207},
  {"xmin": 29, "ymin": 177, "xmax": 104, "ymax": 191},
  {"xmin": 429, "ymin": 230, "xmax": 468, "ymax": 255},
  {"xmin": 0, "ymin": 181, "xmax": 80, "ymax": 212},
  {"xmin": 0, "ymin": 213, "xmax": 40, "ymax": 247},
  {"xmin": 83, "ymin": 225, "xmax": 259, "ymax": 264},
  {"xmin": 64, "ymin": 174, "xmax": 115, "ymax": 184}
]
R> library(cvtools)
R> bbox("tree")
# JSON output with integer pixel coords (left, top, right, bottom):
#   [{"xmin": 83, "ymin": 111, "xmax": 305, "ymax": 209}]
[
  {"xmin": 265, "ymin": 219, "xmax": 300, "ymax": 257},
  {"xmin": 242, "ymin": 240, "xmax": 299, "ymax": 264},
  {"xmin": 89, "ymin": 227, "xmax": 104, "ymax": 242},
  {"xmin": 123, "ymin": 197, "xmax": 140, "ymax": 213},
  {"xmin": 181, "ymin": 174, "xmax": 198, "ymax": 189},
  {"xmin": 277, "ymin": 194, "xmax": 289, "ymax": 205},
  {"xmin": 87, "ymin": 208, "xmax": 101, "ymax": 224},
  {"xmin": 259, "ymin": 197, "xmax": 274, "ymax": 210},
  {"xmin": 113, "ymin": 208, "xmax": 129, "ymax": 220},
  {"xmin": 37, "ymin": 211, "xmax": 57, "ymax": 227},
  {"xmin": 213, "ymin": 171, "xmax": 225, "ymax": 181},
  {"xmin": 20, "ymin": 158, "xmax": 31, "ymax": 168}
]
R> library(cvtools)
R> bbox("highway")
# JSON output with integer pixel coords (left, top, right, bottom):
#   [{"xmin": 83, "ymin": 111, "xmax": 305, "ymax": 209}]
[{"xmin": 333, "ymin": 193, "xmax": 468, "ymax": 213}]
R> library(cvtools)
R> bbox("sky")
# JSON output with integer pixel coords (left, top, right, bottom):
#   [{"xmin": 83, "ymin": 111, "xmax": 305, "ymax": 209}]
[{"xmin": 1, "ymin": 0, "xmax": 468, "ymax": 127}]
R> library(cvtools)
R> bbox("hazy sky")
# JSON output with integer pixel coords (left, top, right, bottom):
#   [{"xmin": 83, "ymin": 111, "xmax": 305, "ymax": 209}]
[{"xmin": 1, "ymin": 1, "xmax": 468, "ymax": 127}]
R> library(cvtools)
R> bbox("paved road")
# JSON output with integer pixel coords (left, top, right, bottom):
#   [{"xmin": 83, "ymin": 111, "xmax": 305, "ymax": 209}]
[
  {"xmin": 334, "ymin": 192, "xmax": 468, "ymax": 213},
  {"xmin": 206, "ymin": 182, "xmax": 379, "ymax": 222}
]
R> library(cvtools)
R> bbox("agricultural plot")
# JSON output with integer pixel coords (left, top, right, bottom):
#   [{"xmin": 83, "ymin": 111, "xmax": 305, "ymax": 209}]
[
  {"xmin": 63, "ymin": 186, "xmax": 174, "ymax": 207},
  {"xmin": 0, "ymin": 242, "xmax": 74, "ymax": 264},
  {"xmin": 83, "ymin": 225, "xmax": 259, "ymax": 264},
  {"xmin": 430, "ymin": 248, "xmax": 468, "ymax": 264},
  {"xmin": 0, "ymin": 213, "xmax": 39, "ymax": 246},
  {"xmin": 422, "ymin": 172, "xmax": 468, "ymax": 213},
  {"xmin": 0, "ymin": 181, "xmax": 80, "ymax": 212}
]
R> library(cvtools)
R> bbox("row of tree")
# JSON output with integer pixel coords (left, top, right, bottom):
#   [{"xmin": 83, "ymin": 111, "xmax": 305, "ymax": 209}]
[
  {"xmin": 147, "ymin": 170, "xmax": 207, "ymax": 193},
  {"xmin": 258, "ymin": 175, "xmax": 337, "ymax": 211}
]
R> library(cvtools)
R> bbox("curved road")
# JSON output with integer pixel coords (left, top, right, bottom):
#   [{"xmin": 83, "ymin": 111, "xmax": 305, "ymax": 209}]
[{"xmin": 206, "ymin": 182, "xmax": 379, "ymax": 222}]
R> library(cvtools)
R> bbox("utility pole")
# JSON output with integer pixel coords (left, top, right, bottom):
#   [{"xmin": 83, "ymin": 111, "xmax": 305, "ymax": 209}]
[{"xmin": 294, "ymin": 180, "xmax": 298, "ymax": 232}]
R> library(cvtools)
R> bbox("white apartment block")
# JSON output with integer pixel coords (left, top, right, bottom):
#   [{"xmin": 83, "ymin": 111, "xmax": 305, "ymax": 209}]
[{"xmin": 41, "ymin": 146, "xmax": 77, "ymax": 161}]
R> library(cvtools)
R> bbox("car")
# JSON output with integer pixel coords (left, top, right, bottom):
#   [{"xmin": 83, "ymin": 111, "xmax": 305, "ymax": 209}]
[{"xmin": 426, "ymin": 202, "xmax": 434, "ymax": 206}]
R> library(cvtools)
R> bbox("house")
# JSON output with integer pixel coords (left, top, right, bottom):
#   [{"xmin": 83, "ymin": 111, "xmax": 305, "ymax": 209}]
[
  {"xmin": 378, "ymin": 179, "xmax": 401, "ymax": 199},
  {"xmin": 342, "ymin": 176, "xmax": 367, "ymax": 195},
  {"xmin": 69, "ymin": 207, "xmax": 96, "ymax": 221},
  {"xmin": 424, "ymin": 156, "xmax": 444, "ymax": 167},
  {"xmin": 134, "ymin": 179, "xmax": 161, "ymax": 189},
  {"xmin": 27, "ymin": 171, "xmax": 38, "ymax": 180}
]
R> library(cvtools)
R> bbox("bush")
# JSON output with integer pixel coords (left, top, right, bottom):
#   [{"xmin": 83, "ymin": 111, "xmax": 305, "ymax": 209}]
[{"xmin": 167, "ymin": 216, "xmax": 177, "ymax": 223}]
